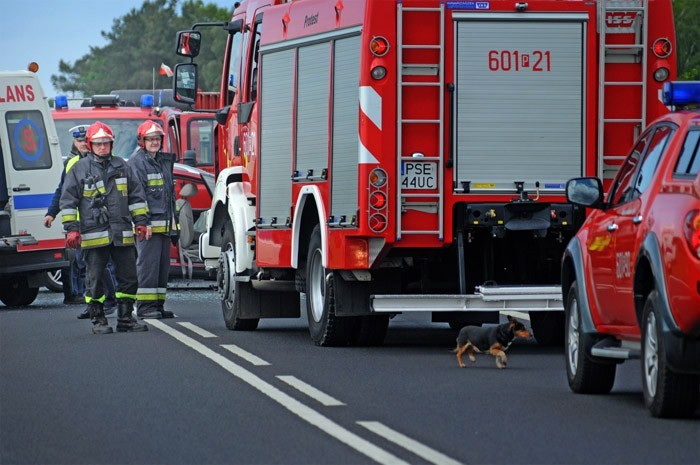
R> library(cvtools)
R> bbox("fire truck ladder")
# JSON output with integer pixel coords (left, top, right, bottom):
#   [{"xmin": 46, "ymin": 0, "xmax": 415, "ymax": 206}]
[
  {"xmin": 597, "ymin": 0, "xmax": 649, "ymax": 180},
  {"xmin": 397, "ymin": 3, "xmax": 445, "ymax": 240}
]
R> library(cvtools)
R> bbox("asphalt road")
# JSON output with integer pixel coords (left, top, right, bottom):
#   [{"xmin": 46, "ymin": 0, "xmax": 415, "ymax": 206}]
[{"xmin": 1, "ymin": 289, "xmax": 698, "ymax": 465}]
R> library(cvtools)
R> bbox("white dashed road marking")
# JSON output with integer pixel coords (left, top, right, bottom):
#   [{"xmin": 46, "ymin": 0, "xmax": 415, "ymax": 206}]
[
  {"xmin": 358, "ymin": 421, "xmax": 464, "ymax": 465},
  {"xmin": 221, "ymin": 344, "xmax": 271, "ymax": 366},
  {"xmin": 177, "ymin": 322, "xmax": 217, "ymax": 338},
  {"xmin": 147, "ymin": 319, "xmax": 408, "ymax": 465},
  {"xmin": 277, "ymin": 375, "xmax": 346, "ymax": 407}
]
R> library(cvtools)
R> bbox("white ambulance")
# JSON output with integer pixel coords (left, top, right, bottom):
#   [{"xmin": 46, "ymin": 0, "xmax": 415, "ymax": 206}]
[{"xmin": 0, "ymin": 68, "xmax": 68, "ymax": 306}]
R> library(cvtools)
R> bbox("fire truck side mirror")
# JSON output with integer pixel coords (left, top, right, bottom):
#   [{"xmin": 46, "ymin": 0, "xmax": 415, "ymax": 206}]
[
  {"xmin": 174, "ymin": 63, "xmax": 198, "ymax": 104},
  {"xmin": 238, "ymin": 102, "xmax": 254, "ymax": 124},
  {"xmin": 215, "ymin": 106, "xmax": 230, "ymax": 125},
  {"xmin": 175, "ymin": 30, "xmax": 201, "ymax": 58}
]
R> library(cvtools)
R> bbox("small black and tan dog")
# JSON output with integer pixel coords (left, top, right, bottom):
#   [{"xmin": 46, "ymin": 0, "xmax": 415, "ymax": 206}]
[{"xmin": 453, "ymin": 316, "xmax": 532, "ymax": 369}]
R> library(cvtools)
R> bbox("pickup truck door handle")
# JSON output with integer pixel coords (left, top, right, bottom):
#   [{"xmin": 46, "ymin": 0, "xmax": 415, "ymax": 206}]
[
  {"xmin": 12, "ymin": 186, "xmax": 30, "ymax": 192},
  {"xmin": 632, "ymin": 215, "xmax": 643, "ymax": 224},
  {"xmin": 607, "ymin": 223, "xmax": 618, "ymax": 232}
]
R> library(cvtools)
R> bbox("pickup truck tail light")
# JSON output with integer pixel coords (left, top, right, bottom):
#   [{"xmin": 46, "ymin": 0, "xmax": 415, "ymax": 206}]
[{"xmin": 684, "ymin": 210, "xmax": 700, "ymax": 258}]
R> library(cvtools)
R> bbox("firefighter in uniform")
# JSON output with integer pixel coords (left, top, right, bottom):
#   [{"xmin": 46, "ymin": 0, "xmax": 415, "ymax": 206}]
[
  {"xmin": 60, "ymin": 121, "xmax": 149, "ymax": 334},
  {"xmin": 128, "ymin": 121, "xmax": 178, "ymax": 319},
  {"xmin": 44, "ymin": 125, "xmax": 119, "ymax": 317}
]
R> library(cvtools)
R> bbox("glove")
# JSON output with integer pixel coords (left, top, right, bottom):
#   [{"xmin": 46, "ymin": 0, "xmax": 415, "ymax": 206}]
[
  {"xmin": 66, "ymin": 231, "xmax": 81, "ymax": 249},
  {"xmin": 135, "ymin": 225, "xmax": 148, "ymax": 241},
  {"xmin": 171, "ymin": 234, "xmax": 180, "ymax": 247}
]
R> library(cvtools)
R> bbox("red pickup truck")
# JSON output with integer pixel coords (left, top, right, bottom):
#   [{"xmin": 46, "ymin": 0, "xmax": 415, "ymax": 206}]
[{"xmin": 562, "ymin": 81, "xmax": 700, "ymax": 418}]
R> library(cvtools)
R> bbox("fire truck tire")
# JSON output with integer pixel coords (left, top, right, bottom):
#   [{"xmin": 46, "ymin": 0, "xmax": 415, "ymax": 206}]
[
  {"xmin": 219, "ymin": 225, "xmax": 259, "ymax": 331},
  {"xmin": 641, "ymin": 290, "xmax": 700, "ymax": 418},
  {"xmin": 306, "ymin": 225, "xmax": 356, "ymax": 346},
  {"xmin": 530, "ymin": 312, "xmax": 565, "ymax": 346},
  {"xmin": 565, "ymin": 281, "xmax": 616, "ymax": 394},
  {"xmin": 350, "ymin": 315, "xmax": 389, "ymax": 346},
  {"xmin": 0, "ymin": 277, "xmax": 39, "ymax": 307}
]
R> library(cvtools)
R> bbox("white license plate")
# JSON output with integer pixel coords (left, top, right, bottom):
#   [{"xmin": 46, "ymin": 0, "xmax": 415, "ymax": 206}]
[{"xmin": 401, "ymin": 162, "xmax": 437, "ymax": 190}]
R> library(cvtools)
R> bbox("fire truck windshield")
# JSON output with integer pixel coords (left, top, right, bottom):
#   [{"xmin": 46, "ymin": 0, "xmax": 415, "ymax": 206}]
[{"xmin": 54, "ymin": 118, "xmax": 158, "ymax": 161}]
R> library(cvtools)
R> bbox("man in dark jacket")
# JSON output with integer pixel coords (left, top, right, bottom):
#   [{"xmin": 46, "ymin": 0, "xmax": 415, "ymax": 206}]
[
  {"xmin": 128, "ymin": 121, "xmax": 178, "ymax": 319},
  {"xmin": 43, "ymin": 125, "xmax": 118, "ymax": 316},
  {"xmin": 60, "ymin": 121, "xmax": 149, "ymax": 334}
]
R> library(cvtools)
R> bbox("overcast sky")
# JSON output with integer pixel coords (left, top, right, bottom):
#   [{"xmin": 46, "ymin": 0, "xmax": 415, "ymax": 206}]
[{"xmin": 1, "ymin": 0, "xmax": 232, "ymax": 97}]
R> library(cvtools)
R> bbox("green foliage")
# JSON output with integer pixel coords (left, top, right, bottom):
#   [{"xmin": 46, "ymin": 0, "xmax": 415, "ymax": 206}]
[
  {"xmin": 51, "ymin": 0, "xmax": 231, "ymax": 96},
  {"xmin": 673, "ymin": 0, "xmax": 700, "ymax": 80}
]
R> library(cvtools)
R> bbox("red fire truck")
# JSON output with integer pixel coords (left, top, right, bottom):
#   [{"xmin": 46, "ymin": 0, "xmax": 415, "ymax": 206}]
[{"xmin": 177, "ymin": 0, "xmax": 677, "ymax": 346}]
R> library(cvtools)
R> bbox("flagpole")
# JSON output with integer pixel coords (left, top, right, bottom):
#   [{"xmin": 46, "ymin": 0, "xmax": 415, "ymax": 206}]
[{"xmin": 152, "ymin": 67, "xmax": 155, "ymax": 96}]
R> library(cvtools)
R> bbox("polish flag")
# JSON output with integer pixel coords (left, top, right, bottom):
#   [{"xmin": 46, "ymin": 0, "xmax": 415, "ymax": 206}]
[{"xmin": 159, "ymin": 63, "xmax": 173, "ymax": 77}]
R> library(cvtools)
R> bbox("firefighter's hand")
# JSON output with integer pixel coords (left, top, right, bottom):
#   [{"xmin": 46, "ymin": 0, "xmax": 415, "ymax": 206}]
[
  {"xmin": 65, "ymin": 231, "xmax": 81, "ymax": 249},
  {"xmin": 135, "ymin": 225, "xmax": 151, "ymax": 241},
  {"xmin": 43, "ymin": 215, "xmax": 54, "ymax": 228}
]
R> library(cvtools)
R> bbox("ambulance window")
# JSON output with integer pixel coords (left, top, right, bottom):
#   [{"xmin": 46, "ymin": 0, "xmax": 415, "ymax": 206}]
[
  {"xmin": 0, "ymin": 140, "xmax": 8, "ymax": 209},
  {"xmin": 5, "ymin": 111, "xmax": 52, "ymax": 171},
  {"xmin": 226, "ymin": 29, "xmax": 244, "ymax": 105},
  {"xmin": 674, "ymin": 129, "xmax": 700, "ymax": 176},
  {"xmin": 248, "ymin": 21, "xmax": 262, "ymax": 102}
]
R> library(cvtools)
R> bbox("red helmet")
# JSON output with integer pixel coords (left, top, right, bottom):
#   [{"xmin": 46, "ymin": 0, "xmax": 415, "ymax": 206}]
[
  {"xmin": 137, "ymin": 121, "xmax": 165, "ymax": 148},
  {"xmin": 86, "ymin": 121, "xmax": 115, "ymax": 152}
]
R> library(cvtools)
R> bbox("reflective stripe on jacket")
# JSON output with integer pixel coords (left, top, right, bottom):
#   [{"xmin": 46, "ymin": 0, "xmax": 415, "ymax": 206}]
[
  {"xmin": 128, "ymin": 149, "xmax": 178, "ymax": 236},
  {"xmin": 59, "ymin": 153, "xmax": 149, "ymax": 249}
]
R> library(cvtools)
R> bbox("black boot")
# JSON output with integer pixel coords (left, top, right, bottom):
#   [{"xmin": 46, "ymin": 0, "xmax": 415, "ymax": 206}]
[
  {"xmin": 116, "ymin": 300, "xmax": 148, "ymax": 333},
  {"xmin": 88, "ymin": 302, "xmax": 113, "ymax": 335}
]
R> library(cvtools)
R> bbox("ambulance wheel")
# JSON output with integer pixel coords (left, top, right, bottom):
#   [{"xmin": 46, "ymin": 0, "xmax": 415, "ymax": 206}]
[
  {"xmin": 530, "ymin": 311, "xmax": 565, "ymax": 346},
  {"xmin": 306, "ymin": 225, "xmax": 356, "ymax": 346},
  {"xmin": 219, "ymin": 225, "xmax": 258, "ymax": 331},
  {"xmin": 641, "ymin": 290, "xmax": 699, "ymax": 418},
  {"xmin": 0, "ymin": 277, "xmax": 39, "ymax": 307},
  {"xmin": 565, "ymin": 281, "xmax": 615, "ymax": 394},
  {"xmin": 44, "ymin": 270, "xmax": 64, "ymax": 293}
]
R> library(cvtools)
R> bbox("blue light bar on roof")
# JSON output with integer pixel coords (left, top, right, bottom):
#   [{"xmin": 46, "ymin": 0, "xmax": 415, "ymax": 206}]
[
  {"xmin": 141, "ymin": 94, "xmax": 154, "ymax": 108},
  {"xmin": 662, "ymin": 81, "xmax": 700, "ymax": 107},
  {"xmin": 54, "ymin": 95, "xmax": 68, "ymax": 109}
]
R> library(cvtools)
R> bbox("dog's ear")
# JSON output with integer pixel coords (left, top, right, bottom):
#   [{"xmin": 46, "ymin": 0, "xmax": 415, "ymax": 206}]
[{"xmin": 507, "ymin": 315, "xmax": 514, "ymax": 323}]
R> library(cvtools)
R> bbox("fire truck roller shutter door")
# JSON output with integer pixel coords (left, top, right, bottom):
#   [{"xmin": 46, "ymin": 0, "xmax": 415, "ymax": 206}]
[
  {"xmin": 453, "ymin": 16, "xmax": 586, "ymax": 193},
  {"xmin": 259, "ymin": 48, "xmax": 294, "ymax": 225},
  {"xmin": 331, "ymin": 35, "xmax": 361, "ymax": 224},
  {"xmin": 295, "ymin": 42, "xmax": 330, "ymax": 184}
]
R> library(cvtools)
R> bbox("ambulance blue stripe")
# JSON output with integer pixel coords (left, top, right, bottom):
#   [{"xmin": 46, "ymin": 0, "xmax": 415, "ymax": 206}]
[{"xmin": 13, "ymin": 193, "xmax": 54, "ymax": 210}]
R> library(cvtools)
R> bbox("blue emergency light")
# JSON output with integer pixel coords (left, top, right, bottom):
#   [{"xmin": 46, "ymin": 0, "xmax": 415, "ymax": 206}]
[
  {"xmin": 140, "ymin": 94, "xmax": 154, "ymax": 108},
  {"xmin": 54, "ymin": 95, "xmax": 68, "ymax": 109},
  {"xmin": 662, "ymin": 81, "xmax": 700, "ymax": 107}
]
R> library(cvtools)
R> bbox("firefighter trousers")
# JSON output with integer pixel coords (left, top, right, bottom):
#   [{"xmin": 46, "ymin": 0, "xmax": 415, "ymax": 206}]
[
  {"xmin": 83, "ymin": 245, "xmax": 138, "ymax": 303},
  {"xmin": 135, "ymin": 234, "xmax": 170, "ymax": 315}
]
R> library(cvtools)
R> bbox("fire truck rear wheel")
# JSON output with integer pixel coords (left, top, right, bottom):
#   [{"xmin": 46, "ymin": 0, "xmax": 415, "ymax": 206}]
[
  {"xmin": 306, "ymin": 225, "xmax": 356, "ymax": 346},
  {"xmin": 220, "ymin": 225, "xmax": 259, "ymax": 331},
  {"xmin": 0, "ymin": 277, "xmax": 39, "ymax": 307}
]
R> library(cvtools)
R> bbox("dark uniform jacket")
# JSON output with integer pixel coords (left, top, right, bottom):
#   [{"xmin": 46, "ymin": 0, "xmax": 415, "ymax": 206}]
[
  {"xmin": 59, "ymin": 153, "xmax": 149, "ymax": 249},
  {"xmin": 127, "ymin": 148, "xmax": 178, "ymax": 237},
  {"xmin": 46, "ymin": 148, "xmax": 84, "ymax": 219}
]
